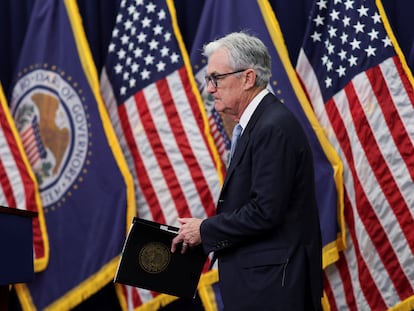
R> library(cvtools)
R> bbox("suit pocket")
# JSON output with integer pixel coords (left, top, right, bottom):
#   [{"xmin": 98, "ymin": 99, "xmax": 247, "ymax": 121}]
[
  {"xmin": 240, "ymin": 248, "xmax": 290, "ymax": 288},
  {"xmin": 240, "ymin": 248, "xmax": 289, "ymax": 268}
]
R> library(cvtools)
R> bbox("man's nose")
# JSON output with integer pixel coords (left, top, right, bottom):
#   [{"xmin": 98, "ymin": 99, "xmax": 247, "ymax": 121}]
[{"xmin": 206, "ymin": 81, "xmax": 216, "ymax": 93}]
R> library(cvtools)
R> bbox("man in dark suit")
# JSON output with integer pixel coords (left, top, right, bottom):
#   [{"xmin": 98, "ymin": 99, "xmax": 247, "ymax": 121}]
[{"xmin": 171, "ymin": 31, "xmax": 323, "ymax": 310}]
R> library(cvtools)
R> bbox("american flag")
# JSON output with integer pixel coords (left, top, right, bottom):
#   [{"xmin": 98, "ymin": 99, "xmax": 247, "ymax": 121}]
[
  {"xmin": 0, "ymin": 84, "xmax": 48, "ymax": 272},
  {"xmin": 100, "ymin": 0, "xmax": 222, "ymax": 309},
  {"xmin": 296, "ymin": 0, "xmax": 414, "ymax": 310}
]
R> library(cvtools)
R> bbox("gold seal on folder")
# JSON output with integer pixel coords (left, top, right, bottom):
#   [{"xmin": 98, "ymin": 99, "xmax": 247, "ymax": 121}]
[{"xmin": 139, "ymin": 242, "xmax": 171, "ymax": 274}]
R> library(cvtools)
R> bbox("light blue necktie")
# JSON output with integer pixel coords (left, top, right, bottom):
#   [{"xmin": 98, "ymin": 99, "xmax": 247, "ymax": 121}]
[{"xmin": 229, "ymin": 123, "xmax": 242, "ymax": 165}]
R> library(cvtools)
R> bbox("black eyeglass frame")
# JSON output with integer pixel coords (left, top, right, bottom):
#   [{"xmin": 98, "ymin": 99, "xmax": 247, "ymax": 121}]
[{"xmin": 204, "ymin": 69, "xmax": 248, "ymax": 88}]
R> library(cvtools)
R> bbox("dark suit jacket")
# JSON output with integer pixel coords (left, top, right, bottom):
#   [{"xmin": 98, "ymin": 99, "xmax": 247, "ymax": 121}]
[{"xmin": 201, "ymin": 93, "xmax": 323, "ymax": 310}]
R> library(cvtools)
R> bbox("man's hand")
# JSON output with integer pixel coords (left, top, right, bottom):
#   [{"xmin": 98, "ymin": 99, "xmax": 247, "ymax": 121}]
[{"xmin": 171, "ymin": 218, "xmax": 203, "ymax": 254}]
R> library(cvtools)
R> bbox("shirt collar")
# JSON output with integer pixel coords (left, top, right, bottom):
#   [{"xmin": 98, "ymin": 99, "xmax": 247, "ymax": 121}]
[{"xmin": 239, "ymin": 88, "xmax": 269, "ymax": 132}]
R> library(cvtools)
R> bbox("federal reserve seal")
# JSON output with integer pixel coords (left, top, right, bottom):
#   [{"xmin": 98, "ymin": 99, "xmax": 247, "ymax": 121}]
[
  {"xmin": 11, "ymin": 67, "xmax": 89, "ymax": 207},
  {"xmin": 139, "ymin": 242, "xmax": 171, "ymax": 274}
]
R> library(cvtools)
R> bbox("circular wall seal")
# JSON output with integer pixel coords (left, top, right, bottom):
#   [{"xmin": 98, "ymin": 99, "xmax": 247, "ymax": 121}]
[
  {"xmin": 139, "ymin": 242, "xmax": 171, "ymax": 274},
  {"xmin": 11, "ymin": 68, "xmax": 89, "ymax": 207}
]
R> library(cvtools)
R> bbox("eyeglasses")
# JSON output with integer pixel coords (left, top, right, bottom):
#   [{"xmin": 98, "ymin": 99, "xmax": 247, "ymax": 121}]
[{"xmin": 205, "ymin": 69, "xmax": 247, "ymax": 88}]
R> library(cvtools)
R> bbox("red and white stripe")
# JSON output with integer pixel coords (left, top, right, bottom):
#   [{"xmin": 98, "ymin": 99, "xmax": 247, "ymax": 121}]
[
  {"xmin": 20, "ymin": 125, "xmax": 41, "ymax": 166},
  {"xmin": 297, "ymin": 51, "xmax": 414, "ymax": 309},
  {"xmin": 208, "ymin": 114, "xmax": 226, "ymax": 160}
]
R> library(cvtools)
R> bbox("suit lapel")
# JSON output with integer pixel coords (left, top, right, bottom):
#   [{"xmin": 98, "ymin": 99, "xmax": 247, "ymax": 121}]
[{"xmin": 221, "ymin": 93, "xmax": 274, "ymax": 191}]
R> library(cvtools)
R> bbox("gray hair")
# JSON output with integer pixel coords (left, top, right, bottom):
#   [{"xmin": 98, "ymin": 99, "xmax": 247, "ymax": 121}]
[{"xmin": 203, "ymin": 31, "xmax": 272, "ymax": 87}]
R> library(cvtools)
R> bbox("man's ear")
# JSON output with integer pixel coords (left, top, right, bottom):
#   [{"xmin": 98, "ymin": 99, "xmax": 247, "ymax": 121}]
[{"xmin": 243, "ymin": 69, "xmax": 257, "ymax": 89}]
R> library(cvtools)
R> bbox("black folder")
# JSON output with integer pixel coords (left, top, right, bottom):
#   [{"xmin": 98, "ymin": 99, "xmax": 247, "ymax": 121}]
[{"xmin": 114, "ymin": 217, "xmax": 207, "ymax": 298}]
